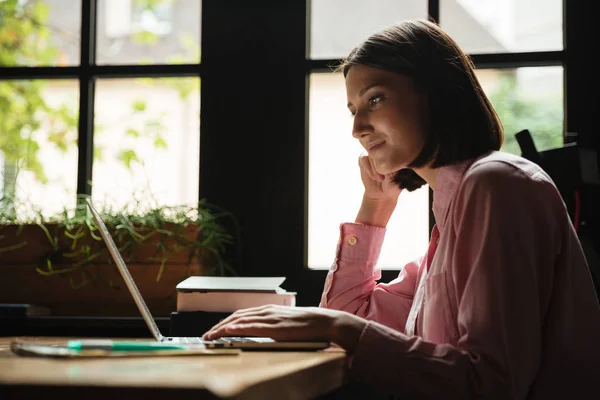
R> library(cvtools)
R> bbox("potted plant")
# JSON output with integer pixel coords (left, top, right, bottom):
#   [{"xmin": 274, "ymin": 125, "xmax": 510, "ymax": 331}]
[{"xmin": 0, "ymin": 195, "xmax": 238, "ymax": 317}]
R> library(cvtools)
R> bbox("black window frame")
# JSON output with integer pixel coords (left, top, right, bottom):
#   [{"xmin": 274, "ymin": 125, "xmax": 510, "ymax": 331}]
[{"xmin": 0, "ymin": 0, "xmax": 203, "ymax": 199}]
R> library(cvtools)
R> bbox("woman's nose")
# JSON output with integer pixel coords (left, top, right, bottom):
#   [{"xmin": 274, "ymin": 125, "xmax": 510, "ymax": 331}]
[{"xmin": 352, "ymin": 111, "xmax": 372, "ymax": 139}]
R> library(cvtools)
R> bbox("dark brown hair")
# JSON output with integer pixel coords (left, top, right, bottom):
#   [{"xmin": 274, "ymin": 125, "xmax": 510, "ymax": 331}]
[{"xmin": 340, "ymin": 19, "xmax": 503, "ymax": 191}]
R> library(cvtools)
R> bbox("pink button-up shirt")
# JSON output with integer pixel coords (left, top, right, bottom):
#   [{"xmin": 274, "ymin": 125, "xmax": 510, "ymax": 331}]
[{"xmin": 320, "ymin": 151, "xmax": 600, "ymax": 399}]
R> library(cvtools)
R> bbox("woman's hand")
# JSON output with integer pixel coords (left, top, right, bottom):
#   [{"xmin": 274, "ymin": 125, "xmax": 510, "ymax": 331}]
[
  {"xmin": 356, "ymin": 154, "xmax": 402, "ymax": 227},
  {"xmin": 202, "ymin": 305, "xmax": 367, "ymax": 352},
  {"xmin": 358, "ymin": 154, "xmax": 402, "ymax": 202}
]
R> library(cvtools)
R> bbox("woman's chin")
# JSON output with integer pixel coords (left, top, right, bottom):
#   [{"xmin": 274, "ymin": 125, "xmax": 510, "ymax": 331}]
[{"xmin": 374, "ymin": 162, "xmax": 405, "ymax": 176}]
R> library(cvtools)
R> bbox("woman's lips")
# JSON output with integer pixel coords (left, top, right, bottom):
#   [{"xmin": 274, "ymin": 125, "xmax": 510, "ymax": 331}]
[{"xmin": 367, "ymin": 142, "xmax": 385, "ymax": 154}]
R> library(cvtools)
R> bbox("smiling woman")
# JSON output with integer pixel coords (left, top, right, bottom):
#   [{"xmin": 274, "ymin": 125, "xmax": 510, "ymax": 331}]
[
  {"xmin": 208, "ymin": 19, "xmax": 600, "ymax": 399},
  {"xmin": 345, "ymin": 67, "xmax": 429, "ymax": 180},
  {"xmin": 339, "ymin": 21, "xmax": 503, "ymax": 192}
]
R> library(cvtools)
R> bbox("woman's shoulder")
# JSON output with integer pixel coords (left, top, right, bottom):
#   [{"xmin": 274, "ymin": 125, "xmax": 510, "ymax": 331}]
[
  {"xmin": 463, "ymin": 150, "xmax": 553, "ymax": 187},
  {"xmin": 452, "ymin": 151, "xmax": 566, "ymax": 228},
  {"xmin": 455, "ymin": 150, "xmax": 563, "ymax": 209}
]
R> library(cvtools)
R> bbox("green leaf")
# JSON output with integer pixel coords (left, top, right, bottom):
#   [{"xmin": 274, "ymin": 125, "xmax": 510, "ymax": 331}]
[
  {"xmin": 131, "ymin": 30, "xmax": 158, "ymax": 45},
  {"xmin": 94, "ymin": 147, "xmax": 104, "ymax": 161},
  {"xmin": 117, "ymin": 150, "xmax": 140, "ymax": 170},
  {"xmin": 153, "ymin": 137, "xmax": 167, "ymax": 149},
  {"xmin": 132, "ymin": 100, "xmax": 147, "ymax": 112},
  {"xmin": 126, "ymin": 128, "xmax": 140, "ymax": 138},
  {"xmin": 48, "ymin": 131, "xmax": 69, "ymax": 152}
]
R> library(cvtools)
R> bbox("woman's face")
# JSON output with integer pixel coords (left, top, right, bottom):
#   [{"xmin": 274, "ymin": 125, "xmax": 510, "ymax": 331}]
[{"xmin": 345, "ymin": 65, "xmax": 429, "ymax": 175}]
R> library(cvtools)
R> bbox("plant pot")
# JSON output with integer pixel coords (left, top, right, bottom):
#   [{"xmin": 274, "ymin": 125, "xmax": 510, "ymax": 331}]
[
  {"xmin": 0, "ymin": 222, "xmax": 211, "ymax": 265},
  {"xmin": 0, "ymin": 223, "xmax": 219, "ymax": 316},
  {"xmin": 0, "ymin": 224, "xmax": 57, "ymax": 264},
  {"xmin": 0, "ymin": 262, "xmax": 207, "ymax": 316}
]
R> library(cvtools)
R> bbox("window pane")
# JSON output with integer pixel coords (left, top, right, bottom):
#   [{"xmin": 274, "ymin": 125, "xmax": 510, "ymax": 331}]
[
  {"xmin": 441, "ymin": 0, "xmax": 563, "ymax": 54},
  {"xmin": 308, "ymin": 67, "xmax": 563, "ymax": 268},
  {"xmin": 477, "ymin": 67, "xmax": 564, "ymax": 155},
  {"xmin": 0, "ymin": 79, "xmax": 79, "ymax": 220},
  {"xmin": 309, "ymin": 0, "xmax": 427, "ymax": 60},
  {"xmin": 92, "ymin": 78, "xmax": 200, "ymax": 211},
  {"xmin": 0, "ymin": 0, "xmax": 81, "ymax": 66},
  {"xmin": 308, "ymin": 73, "xmax": 429, "ymax": 269},
  {"xmin": 96, "ymin": 0, "xmax": 201, "ymax": 65}
]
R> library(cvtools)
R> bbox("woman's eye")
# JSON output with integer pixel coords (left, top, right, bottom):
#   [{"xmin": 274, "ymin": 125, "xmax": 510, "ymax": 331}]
[
  {"xmin": 349, "ymin": 95, "xmax": 383, "ymax": 117},
  {"xmin": 369, "ymin": 95, "xmax": 383, "ymax": 106}
]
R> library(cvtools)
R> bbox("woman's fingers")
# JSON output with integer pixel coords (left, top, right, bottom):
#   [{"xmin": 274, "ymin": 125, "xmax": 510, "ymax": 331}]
[
  {"xmin": 205, "ymin": 316, "xmax": 276, "ymax": 339},
  {"xmin": 367, "ymin": 156, "xmax": 385, "ymax": 182},
  {"xmin": 358, "ymin": 155, "xmax": 374, "ymax": 181},
  {"xmin": 358, "ymin": 155, "xmax": 384, "ymax": 182},
  {"xmin": 203, "ymin": 306, "xmax": 272, "ymax": 338}
]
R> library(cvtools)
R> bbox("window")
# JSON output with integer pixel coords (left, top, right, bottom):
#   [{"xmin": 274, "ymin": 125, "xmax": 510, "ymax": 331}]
[
  {"xmin": 0, "ymin": 0, "xmax": 201, "ymax": 220},
  {"xmin": 309, "ymin": 0, "xmax": 428, "ymax": 59},
  {"xmin": 440, "ymin": 0, "xmax": 565, "ymax": 154},
  {"xmin": 477, "ymin": 67, "xmax": 564, "ymax": 155},
  {"xmin": 0, "ymin": 0, "xmax": 586, "ymax": 306},
  {"xmin": 97, "ymin": 0, "xmax": 200, "ymax": 65},
  {"xmin": 307, "ymin": 0, "xmax": 565, "ymax": 269},
  {"xmin": 0, "ymin": 79, "xmax": 79, "ymax": 218},
  {"xmin": 441, "ymin": 0, "xmax": 563, "ymax": 54},
  {"xmin": 0, "ymin": 0, "xmax": 82, "ymax": 67},
  {"xmin": 93, "ymin": 77, "xmax": 200, "ymax": 211}
]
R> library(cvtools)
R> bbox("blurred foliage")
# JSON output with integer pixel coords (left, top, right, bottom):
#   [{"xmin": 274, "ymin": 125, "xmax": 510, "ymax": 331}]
[
  {"xmin": 0, "ymin": 0, "xmax": 200, "ymax": 220},
  {"xmin": 0, "ymin": 194, "xmax": 238, "ymax": 286},
  {"xmin": 488, "ymin": 73, "xmax": 564, "ymax": 155}
]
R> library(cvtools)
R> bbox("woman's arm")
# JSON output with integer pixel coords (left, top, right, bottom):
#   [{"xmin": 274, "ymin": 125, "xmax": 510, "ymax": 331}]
[
  {"xmin": 320, "ymin": 219, "xmax": 422, "ymax": 333},
  {"xmin": 320, "ymin": 155, "xmax": 422, "ymax": 332}
]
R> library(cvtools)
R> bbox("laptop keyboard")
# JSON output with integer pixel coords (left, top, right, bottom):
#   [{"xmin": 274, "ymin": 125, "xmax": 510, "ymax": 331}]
[
  {"xmin": 167, "ymin": 336, "xmax": 273, "ymax": 344},
  {"xmin": 213, "ymin": 337, "xmax": 261, "ymax": 343}
]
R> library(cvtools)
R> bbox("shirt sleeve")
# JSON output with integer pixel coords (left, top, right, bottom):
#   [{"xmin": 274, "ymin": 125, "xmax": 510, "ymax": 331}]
[
  {"xmin": 320, "ymin": 222, "xmax": 421, "ymax": 333},
  {"xmin": 348, "ymin": 162, "xmax": 563, "ymax": 399}
]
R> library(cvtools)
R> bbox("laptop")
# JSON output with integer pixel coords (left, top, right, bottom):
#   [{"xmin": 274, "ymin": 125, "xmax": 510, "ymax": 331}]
[{"xmin": 85, "ymin": 198, "xmax": 330, "ymax": 351}]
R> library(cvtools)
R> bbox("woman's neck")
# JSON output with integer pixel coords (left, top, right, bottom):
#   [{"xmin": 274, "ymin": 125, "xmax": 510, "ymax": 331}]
[{"xmin": 413, "ymin": 166, "xmax": 437, "ymax": 190}]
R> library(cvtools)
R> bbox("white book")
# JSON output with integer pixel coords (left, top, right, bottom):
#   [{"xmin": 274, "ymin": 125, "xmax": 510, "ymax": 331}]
[{"xmin": 175, "ymin": 276, "xmax": 297, "ymax": 313}]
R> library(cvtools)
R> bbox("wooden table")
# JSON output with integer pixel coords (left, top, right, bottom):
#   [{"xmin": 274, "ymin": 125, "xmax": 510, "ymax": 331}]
[{"xmin": 0, "ymin": 337, "xmax": 348, "ymax": 399}]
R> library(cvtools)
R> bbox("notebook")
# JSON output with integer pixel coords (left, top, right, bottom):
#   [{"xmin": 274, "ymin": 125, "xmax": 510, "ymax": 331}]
[
  {"xmin": 176, "ymin": 276, "xmax": 296, "ymax": 312},
  {"xmin": 85, "ymin": 198, "xmax": 330, "ymax": 351}
]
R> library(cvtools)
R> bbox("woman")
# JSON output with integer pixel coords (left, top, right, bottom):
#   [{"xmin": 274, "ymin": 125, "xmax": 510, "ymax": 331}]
[{"xmin": 204, "ymin": 20, "xmax": 600, "ymax": 398}]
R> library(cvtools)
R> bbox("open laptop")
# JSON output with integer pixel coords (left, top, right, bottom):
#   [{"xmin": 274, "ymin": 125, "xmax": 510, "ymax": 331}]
[{"xmin": 85, "ymin": 198, "xmax": 330, "ymax": 351}]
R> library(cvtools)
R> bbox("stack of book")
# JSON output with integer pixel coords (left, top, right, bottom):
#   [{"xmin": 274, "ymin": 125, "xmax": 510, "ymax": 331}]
[{"xmin": 169, "ymin": 277, "xmax": 296, "ymax": 337}]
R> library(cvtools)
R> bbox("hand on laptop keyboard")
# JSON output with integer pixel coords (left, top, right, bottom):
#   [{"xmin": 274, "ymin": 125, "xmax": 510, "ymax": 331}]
[
  {"xmin": 172, "ymin": 336, "xmax": 273, "ymax": 344},
  {"xmin": 213, "ymin": 337, "xmax": 259, "ymax": 343}
]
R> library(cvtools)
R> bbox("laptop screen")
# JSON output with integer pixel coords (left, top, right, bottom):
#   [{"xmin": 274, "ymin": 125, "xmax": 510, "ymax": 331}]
[{"xmin": 85, "ymin": 198, "xmax": 164, "ymax": 341}]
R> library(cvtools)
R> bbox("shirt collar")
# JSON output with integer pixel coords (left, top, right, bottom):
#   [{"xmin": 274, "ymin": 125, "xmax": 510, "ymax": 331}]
[{"xmin": 431, "ymin": 159, "xmax": 474, "ymax": 233}]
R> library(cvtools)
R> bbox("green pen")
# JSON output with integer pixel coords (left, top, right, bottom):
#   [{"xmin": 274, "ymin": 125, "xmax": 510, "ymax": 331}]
[{"xmin": 66, "ymin": 339, "xmax": 187, "ymax": 352}]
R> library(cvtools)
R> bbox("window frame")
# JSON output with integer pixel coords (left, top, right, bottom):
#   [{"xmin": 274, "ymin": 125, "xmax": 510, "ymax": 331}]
[
  {"xmin": 1, "ymin": 0, "xmax": 594, "ymax": 308},
  {"xmin": 0, "ymin": 0, "xmax": 203, "ymax": 199}
]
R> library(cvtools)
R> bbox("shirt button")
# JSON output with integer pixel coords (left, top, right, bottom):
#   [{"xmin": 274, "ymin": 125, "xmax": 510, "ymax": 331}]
[{"xmin": 347, "ymin": 236, "xmax": 357, "ymax": 246}]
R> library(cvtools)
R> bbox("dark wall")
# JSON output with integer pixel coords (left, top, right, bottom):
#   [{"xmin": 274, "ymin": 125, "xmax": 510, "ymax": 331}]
[
  {"xmin": 199, "ymin": 0, "xmax": 327, "ymax": 305},
  {"xmin": 565, "ymin": 2, "xmax": 600, "ymax": 151},
  {"xmin": 565, "ymin": 1, "xmax": 600, "ymax": 292}
]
